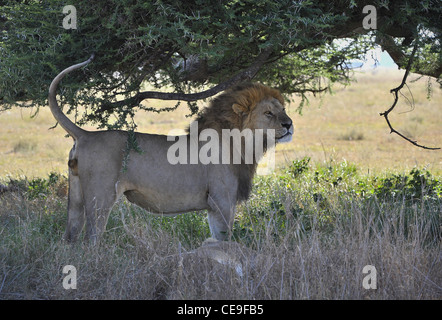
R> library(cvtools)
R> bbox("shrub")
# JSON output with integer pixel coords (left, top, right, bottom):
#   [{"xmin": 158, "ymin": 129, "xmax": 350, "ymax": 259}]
[
  {"xmin": 287, "ymin": 156, "xmax": 310, "ymax": 177},
  {"xmin": 359, "ymin": 168, "xmax": 441, "ymax": 201},
  {"xmin": 26, "ymin": 172, "xmax": 65, "ymax": 200}
]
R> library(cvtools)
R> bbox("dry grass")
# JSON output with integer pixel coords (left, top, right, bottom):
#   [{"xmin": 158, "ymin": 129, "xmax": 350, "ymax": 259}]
[{"xmin": 0, "ymin": 166, "xmax": 440, "ymax": 300}]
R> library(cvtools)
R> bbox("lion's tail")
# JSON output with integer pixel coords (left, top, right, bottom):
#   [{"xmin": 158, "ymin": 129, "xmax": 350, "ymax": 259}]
[{"xmin": 48, "ymin": 54, "xmax": 95, "ymax": 139}]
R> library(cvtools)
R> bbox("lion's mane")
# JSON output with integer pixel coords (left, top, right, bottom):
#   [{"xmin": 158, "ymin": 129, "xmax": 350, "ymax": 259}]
[
  {"xmin": 194, "ymin": 82, "xmax": 284, "ymax": 134},
  {"xmin": 190, "ymin": 83, "xmax": 285, "ymax": 201}
]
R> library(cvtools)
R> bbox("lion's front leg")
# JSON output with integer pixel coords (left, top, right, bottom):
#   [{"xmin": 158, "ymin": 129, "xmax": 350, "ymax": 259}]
[
  {"xmin": 207, "ymin": 194, "xmax": 236, "ymax": 241},
  {"xmin": 207, "ymin": 210, "xmax": 234, "ymax": 241}
]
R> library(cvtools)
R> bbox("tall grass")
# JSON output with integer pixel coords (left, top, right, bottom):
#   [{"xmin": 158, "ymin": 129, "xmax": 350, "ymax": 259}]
[{"xmin": 0, "ymin": 161, "xmax": 440, "ymax": 299}]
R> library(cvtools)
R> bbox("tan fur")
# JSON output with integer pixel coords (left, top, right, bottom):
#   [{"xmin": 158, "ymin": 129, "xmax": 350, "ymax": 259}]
[
  {"xmin": 193, "ymin": 83, "xmax": 285, "ymax": 134},
  {"xmin": 49, "ymin": 58, "xmax": 293, "ymax": 243}
]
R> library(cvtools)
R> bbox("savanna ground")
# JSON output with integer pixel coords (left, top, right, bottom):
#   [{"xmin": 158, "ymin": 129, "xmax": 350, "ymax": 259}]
[{"xmin": 0, "ymin": 69, "xmax": 441, "ymax": 300}]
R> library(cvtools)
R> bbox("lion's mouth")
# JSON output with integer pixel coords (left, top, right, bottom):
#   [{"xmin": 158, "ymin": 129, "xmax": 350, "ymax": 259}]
[{"xmin": 276, "ymin": 125, "xmax": 294, "ymax": 143}]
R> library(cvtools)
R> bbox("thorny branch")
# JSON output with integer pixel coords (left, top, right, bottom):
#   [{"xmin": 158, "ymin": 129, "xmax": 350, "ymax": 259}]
[
  {"xmin": 98, "ymin": 48, "xmax": 273, "ymax": 113},
  {"xmin": 379, "ymin": 43, "xmax": 440, "ymax": 150}
]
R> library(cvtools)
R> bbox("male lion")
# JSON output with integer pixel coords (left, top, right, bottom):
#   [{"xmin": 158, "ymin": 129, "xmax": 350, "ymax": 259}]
[{"xmin": 49, "ymin": 56, "xmax": 293, "ymax": 243}]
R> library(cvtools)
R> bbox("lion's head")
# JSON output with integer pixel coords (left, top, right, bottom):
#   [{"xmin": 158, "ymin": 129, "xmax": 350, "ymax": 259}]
[{"xmin": 194, "ymin": 82, "xmax": 293, "ymax": 143}]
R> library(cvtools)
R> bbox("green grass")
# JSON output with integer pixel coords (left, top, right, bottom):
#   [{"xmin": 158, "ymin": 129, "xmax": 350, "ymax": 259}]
[{"xmin": 0, "ymin": 162, "xmax": 440, "ymax": 299}]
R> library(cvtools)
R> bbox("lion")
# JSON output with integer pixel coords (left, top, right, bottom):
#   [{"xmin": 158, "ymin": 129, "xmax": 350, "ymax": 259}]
[{"xmin": 48, "ymin": 56, "xmax": 293, "ymax": 243}]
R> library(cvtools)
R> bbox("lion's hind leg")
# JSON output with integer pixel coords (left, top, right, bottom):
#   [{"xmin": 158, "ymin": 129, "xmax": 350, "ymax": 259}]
[
  {"xmin": 63, "ymin": 172, "xmax": 85, "ymax": 242},
  {"xmin": 80, "ymin": 176, "xmax": 122, "ymax": 244}
]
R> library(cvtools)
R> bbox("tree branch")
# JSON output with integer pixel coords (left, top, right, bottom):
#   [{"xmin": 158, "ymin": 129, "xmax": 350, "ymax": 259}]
[
  {"xmin": 98, "ymin": 48, "xmax": 273, "ymax": 113},
  {"xmin": 379, "ymin": 43, "xmax": 440, "ymax": 150},
  {"xmin": 376, "ymin": 34, "xmax": 442, "ymax": 79}
]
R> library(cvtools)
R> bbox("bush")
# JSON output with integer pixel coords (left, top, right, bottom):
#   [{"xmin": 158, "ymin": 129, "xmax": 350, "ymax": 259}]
[
  {"xmin": 7, "ymin": 172, "xmax": 67, "ymax": 200},
  {"xmin": 359, "ymin": 168, "xmax": 441, "ymax": 201},
  {"xmin": 287, "ymin": 156, "xmax": 310, "ymax": 177}
]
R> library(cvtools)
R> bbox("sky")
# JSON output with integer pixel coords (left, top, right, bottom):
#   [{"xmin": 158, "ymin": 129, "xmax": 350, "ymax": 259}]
[{"xmin": 349, "ymin": 46, "xmax": 399, "ymax": 70}]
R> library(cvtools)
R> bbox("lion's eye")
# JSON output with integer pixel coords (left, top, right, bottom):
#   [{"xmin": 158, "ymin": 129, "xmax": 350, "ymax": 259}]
[{"xmin": 265, "ymin": 111, "xmax": 273, "ymax": 117}]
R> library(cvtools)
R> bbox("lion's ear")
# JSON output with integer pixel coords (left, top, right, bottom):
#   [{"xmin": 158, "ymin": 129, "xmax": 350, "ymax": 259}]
[{"xmin": 232, "ymin": 103, "xmax": 249, "ymax": 115}]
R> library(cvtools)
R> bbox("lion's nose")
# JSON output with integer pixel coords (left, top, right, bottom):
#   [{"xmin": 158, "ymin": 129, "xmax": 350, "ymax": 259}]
[{"xmin": 282, "ymin": 120, "xmax": 292, "ymax": 130}]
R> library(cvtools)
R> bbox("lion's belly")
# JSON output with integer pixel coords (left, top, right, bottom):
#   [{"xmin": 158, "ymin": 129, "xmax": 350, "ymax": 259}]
[
  {"xmin": 120, "ymin": 134, "xmax": 218, "ymax": 214},
  {"xmin": 124, "ymin": 188, "xmax": 209, "ymax": 214}
]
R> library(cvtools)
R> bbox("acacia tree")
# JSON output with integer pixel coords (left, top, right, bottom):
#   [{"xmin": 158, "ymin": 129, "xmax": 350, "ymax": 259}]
[{"xmin": 0, "ymin": 0, "xmax": 440, "ymax": 146}]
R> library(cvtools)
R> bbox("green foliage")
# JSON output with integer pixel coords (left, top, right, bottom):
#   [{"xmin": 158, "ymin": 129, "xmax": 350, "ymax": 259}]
[
  {"xmin": 121, "ymin": 130, "xmax": 145, "ymax": 172},
  {"xmin": 312, "ymin": 159, "xmax": 358, "ymax": 187},
  {"xmin": 1, "ymin": 0, "xmax": 440, "ymax": 129},
  {"xmin": 233, "ymin": 161, "xmax": 441, "ymax": 247},
  {"xmin": 360, "ymin": 167, "xmax": 441, "ymax": 201},
  {"xmin": 286, "ymin": 156, "xmax": 310, "ymax": 177},
  {"xmin": 26, "ymin": 172, "xmax": 63, "ymax": 200}
]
